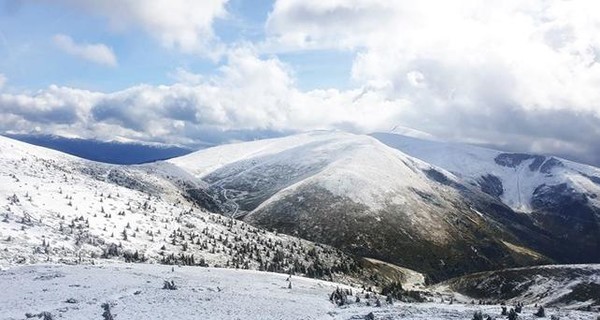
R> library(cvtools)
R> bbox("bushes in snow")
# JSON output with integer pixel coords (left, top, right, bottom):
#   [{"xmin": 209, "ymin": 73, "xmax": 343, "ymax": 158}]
[{"xmin": 162, "ymin": 280, "xmax": 177, "ymax": 290}]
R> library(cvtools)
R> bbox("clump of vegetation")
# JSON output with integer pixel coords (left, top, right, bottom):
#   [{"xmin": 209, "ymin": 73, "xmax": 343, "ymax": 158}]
[
  {"xmin": 380, "ymin": 282, "xmax": 425, "ymax": 303},
  {"xmin": 534, "ymin": 306, "xmax": 545, "ymax": 317},
  {"xmin": 472, "ymin": 311, "xmax": 483, "ymax": 320},
  {"xmin": 162, "ymin": 280, "xmax": 177, "ymax": 290},
  {"xmin": 101, "ymin": 303, "xmax": 114, "ymax": 320},
  {"xmin": 25, "ymin": 312, "xmax": 53, "ymax": 320}
]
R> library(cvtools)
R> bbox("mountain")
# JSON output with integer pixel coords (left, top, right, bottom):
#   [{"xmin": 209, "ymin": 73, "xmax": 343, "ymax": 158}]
[
  {"xmin": 3, "ymin": 133, "xmax": 194, "ymax": 164},
  {"xmin": 372, "ymin": 132, "xmax": 600, "ymax": 265},
  {"xmin": 3, "ymin": 131, "xmax": 599, "ymax": 284},
  {"xmin": 167, "ymin": 131, "xmax": 583, "ymax": 280},
  {"xmin": 0, "ymin": 135, "xmax": 368, "ymax": 284},
  {"xmin": 437, "ymin": 264, "xmax": 600, "ymax": 310}
]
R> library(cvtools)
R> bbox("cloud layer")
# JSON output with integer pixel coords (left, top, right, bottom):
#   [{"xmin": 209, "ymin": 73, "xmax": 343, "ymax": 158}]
[
  {"xmin": 0, "ymin": 48, "xmax": 402, "ymax": 144},
  {"xmin": 3, "ymin": 0, "xmax": 600, "ymax": 166},
  {"xmin": 53, "ymin": 34, "xmax": 117, "ymax": 67},
  {"xmin": 50, "ymin": 0, "xmax": 229, "ymax": 55},
  {"xmin": 264, "ymin": 0, "xmax": 600, "ymax": 164}
]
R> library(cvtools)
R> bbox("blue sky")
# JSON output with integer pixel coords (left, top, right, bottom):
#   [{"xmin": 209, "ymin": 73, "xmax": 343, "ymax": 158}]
[
  {"xmin": 2, "ymin": 0, "xmax": 600, "ymax": 166},
  {"xmin": 0, "ymin": 0, "xmax": 353, "ymax": 92}
]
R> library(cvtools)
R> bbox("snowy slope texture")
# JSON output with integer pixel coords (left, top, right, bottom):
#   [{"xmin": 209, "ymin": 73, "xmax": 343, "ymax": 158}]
[
  {"xmin": 168, "ymin": 131, "xmax": 561, "ymax": 281},
  {"xmin": 2, "ymin": 263, "xmax": 597, "ymax": 320},
  {"xmin": 372, "ymin": 132, "xmax": 600, "ymax": 265},
  {"xmin": 438, "ymin": 264, "xmax": 600, "ymax": 310},
  {"xmin": 0, "ymin": 135, "xmax": 366, "ymax": 284}
]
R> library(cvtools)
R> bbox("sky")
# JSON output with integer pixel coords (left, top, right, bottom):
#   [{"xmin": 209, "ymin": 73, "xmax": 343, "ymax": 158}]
[{"xmin": 2, "ymin": 0, "xmax": 600, "ymax": 166}]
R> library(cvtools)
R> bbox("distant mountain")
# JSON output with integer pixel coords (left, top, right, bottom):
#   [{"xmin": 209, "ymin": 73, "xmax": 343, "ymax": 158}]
[
  {"xmin": 168, "ymin": 131, "xmax": 594, "ymax": 280},
  {"xmin": 372, "ymin": 132, "xmax": 600, "ymax": 265},
  {"xmin": 2, "ymin": 134, "xmax": 194, "ymax": 164},
  {"xmin": 438, "ymin": 264, "xmax": 600, "ymax": 309}
]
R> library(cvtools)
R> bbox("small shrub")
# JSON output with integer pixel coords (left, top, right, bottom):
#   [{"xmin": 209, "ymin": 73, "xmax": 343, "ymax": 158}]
[
  {"xmin": 101, "ymin": 303, "xmax": 114, "ymax": 320},
  {"xmin": 534, "ymin": 306, "xmax": 545, "ymax": 317},
  {"xmin": 163, "ymin": 280, "xmax": 177, "ymax": 290}
]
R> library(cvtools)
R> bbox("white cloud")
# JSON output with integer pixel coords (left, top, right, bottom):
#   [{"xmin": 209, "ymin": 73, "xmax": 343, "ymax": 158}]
[
  {"xmin": 168, "ymin": 68, "xmax": 203, "ymax": 85},
  {"xmin": 263, "ymin": 0, "xmax": 600, "ymax": 164},
  {"xmin": 49, "ymin": 0, "xmax": 229, "ymax": 55},
  {"xmin": 2, "ymin": 45, "xmax": 600, "ymax": 165},
  {"xmin": 4, "ymin": 1, "xmax": 600, "ymax": 166},
  {"xmin": 0, "ymin": 49, "xmax": 402, "ymax": 144},
  {"xmin": 0, "ymin": 74, "xmax": 6, "ymax": 89},
  {"xmin": 53, "ymin": 34, "xmax": 117, "ymax": 67}
]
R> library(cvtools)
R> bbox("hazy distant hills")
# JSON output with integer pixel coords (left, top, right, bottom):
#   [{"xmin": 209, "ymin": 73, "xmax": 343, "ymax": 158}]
[{"xmin": 3, "ymin": 133, "xmax": 194, "ymax": 164}]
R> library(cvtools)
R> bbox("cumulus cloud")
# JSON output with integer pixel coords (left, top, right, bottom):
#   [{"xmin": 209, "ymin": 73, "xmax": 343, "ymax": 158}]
[
  {"xmin": 46, "ymin": 0, "xmax": 229, "ymax": 55},
  {"xmin": 53, "ymin": 34, "xmax": 117, "ymax": 67},
  {"xmin": 0, "ymin": 49, "xmax": 403, "ymax": 145},
  {"xmin": 264, "ymin": 0, "xmax": 600, "ymax": 165},
  {"xmin": 3, "ymin": 0, "xmax": 600, "ymax": 167}
]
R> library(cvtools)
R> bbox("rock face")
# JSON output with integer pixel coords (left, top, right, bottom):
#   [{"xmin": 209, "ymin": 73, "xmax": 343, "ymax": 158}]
[{"xmin": 169, "ymin": 131, "xmax": 599, "ymax": 280}]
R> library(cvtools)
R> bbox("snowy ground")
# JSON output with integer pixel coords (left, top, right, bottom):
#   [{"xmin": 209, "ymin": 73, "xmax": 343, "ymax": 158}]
[{"xmin": 1, "ymin": 263, "xmax": 598, "ymax": 320}]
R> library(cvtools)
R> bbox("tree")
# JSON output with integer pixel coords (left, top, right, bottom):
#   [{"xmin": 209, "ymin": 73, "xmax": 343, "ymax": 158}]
[
  {"xmin": 101, "ymin": 303, "xmax": 114, "ymax": 320},
  {"xmin": 508, "ymin": 308, "xmax": 518, "ymax": 320},
  {"xmin": 472, "ymin": 311, "xmax": 483, "ymax": 320},
  {"xmin": 535, "ymin": 306, "xmax": 545, "ymax": 317}
]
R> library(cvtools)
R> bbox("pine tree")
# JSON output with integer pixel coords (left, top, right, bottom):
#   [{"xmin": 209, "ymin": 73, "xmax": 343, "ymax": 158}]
[{"xmin": 535, "ymin": 306, "xmax": 545, "ymax": 317}]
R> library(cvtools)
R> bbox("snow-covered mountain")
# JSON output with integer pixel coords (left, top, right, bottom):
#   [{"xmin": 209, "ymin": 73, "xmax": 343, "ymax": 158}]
[
  {"xmin": 3, "ymin": 131, "xmax": 599, "ymax": 284},
  {"xmin": 438, "ymin": 264, "xmax": 600, "ymax": 310},
  {"xmin": 167, "ymin": 131, "xmax": 579, "ymax": 280},
  {"xmin": 372, "ymin": 132, "xmax": 600, "ymax": 212},
  {"xmin": 0, "ymin": 135, "xmax": 367, "ymax": 284},
  {"xmin": 372, "ymin": 132, "xmax": 600, "ymax": 265}
]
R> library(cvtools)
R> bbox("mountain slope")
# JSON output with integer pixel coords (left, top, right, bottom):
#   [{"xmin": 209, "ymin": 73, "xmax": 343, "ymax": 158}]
[
  {"xmin": 372, "ymin": 132, "xmax": 600, "ymax": 265},
  {"xmin": 4, "ymin": 264, "xmax": 595, "ymax": 320},
  {"xmin": 437, "ymin": 264, "xmax": 600, "ymax": 310},
  {"xmin": 0, "ymin": 135, "xmax": 363, "ymax": 283},
  {"xmin": 168, "ymin": 132, "xmax": 560, "ymax": 280},
  {"xmin": 0, "ymin": 264, "xmax": 355, "ymax": 320}
]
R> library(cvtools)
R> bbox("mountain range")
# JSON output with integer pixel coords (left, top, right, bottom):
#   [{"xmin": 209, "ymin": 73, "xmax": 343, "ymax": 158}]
[
  {"xmin": 1, "ymin": 131, "xmax": 599, "ymax": 283},
  {"xmin": 169, "ymin": 131, "xmax": 600, "ymax": 280}
]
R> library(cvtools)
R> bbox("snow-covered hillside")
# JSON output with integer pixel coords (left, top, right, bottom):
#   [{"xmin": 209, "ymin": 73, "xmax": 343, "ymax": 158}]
[
  {"xmin": 167, "ymin": 131, "xmax": 566, "ymax": 280},
  {"xmin": 0, "ymin": 135, "xmax": 363, "ymax": 284},
  {"xmin": 372, "ymin": 132, "xmax": 600, "ymax": 213},
  {"xmin": 2, "ymin": 263, "xmax": 597, "ymax": 320},
  {"xmin": 170, "ymin": 131, "xmax": 458, "ymax": 217},
  {"xmin": 438, "ymin": 264, "xmax": 600, "ymax": 311},
  {"xmin": 372, "ymin": 132, "xmax": 600, "ymax": 265}
]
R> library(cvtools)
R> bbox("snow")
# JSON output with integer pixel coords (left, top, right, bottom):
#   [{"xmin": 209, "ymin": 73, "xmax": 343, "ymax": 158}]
[
  {"xmin": 1, "ymin": 263, "xmax": 597, "ymax": 320},
  {"xmin": 170, "ymin": 131, "xmax": 459, "ymax": 212},
  {"xmin": 372, "ymin": 132, "xmax": 600, "ymax": 212},
  {"xmin": 0, "ymin": 135, "xmax": 359, "ymax": 278},
  {"xmin": 1, "ymin": 134, "xmax": 600, "ymax": 319}
]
